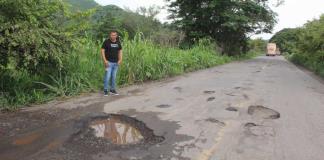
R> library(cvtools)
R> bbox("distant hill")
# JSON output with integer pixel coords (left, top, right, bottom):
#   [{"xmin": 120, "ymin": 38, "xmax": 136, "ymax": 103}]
[
  {"xmin": 92, "ymin": 5, "xmax": 126, "ymax": 21},
  {"xmin": 63, "ymin": 0, "xmax": 163, "ymax": 39},
  {"xmin": 64, "ymin": 0, "xmax": 99, "ymax": 11}
]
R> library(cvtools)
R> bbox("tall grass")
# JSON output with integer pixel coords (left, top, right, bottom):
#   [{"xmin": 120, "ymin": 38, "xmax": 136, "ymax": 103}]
[
  {"xmin": 0, "ymin": 33, "xmax": 252, "ymax": 110},
  {"xmin": 288, "ymin": 53, "xmax": 324, "ymax": 78}
]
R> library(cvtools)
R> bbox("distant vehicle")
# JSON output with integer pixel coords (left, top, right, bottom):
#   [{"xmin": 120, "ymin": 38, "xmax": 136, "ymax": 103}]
[
  {"xmin": 266, "ymin": 43, "xmax": 277, "ymax": 56},
  {"xmin": 276, "ymin": 48, "xmax": 281, "ymax": 55}
]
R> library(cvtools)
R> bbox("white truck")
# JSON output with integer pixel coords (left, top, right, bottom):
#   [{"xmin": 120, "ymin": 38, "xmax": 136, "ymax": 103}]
[{"xmin": 266, "ymin": 43, "xmax": 277, "ymax": 56}]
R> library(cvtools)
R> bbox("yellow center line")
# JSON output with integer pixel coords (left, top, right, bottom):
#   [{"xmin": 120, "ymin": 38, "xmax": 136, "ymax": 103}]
[
  {"xmin": 195, "ymin": 121, "xmax": 230, "ymax": 160},
  {"xmin": 195, "ymin": 100, "xmax": 250, "ymax": 160}
]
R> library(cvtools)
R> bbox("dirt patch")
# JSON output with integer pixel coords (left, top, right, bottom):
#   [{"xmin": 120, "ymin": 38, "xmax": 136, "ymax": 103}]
[{"xmin": 248, "ymin": 105, "xmax": 280, "ymax": 119}]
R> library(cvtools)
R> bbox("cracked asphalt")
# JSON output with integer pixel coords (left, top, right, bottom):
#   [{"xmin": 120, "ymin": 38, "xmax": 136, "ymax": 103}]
[{"xmin": 1, "ymin": 56, "xmax": 324, "ymax": 160}]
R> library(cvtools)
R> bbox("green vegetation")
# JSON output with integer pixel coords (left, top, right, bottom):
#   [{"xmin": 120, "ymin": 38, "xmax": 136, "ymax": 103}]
[
  {"xmin": 269, "ymin": 28, "xmax": 301, "ymax": 54},
  {"xmin": 0, "ymin": 0, "xmax": 71, "ymax": 72},
  {"xmin": 64, "ymin": 0, "xmax": 98, "ymax": 11},
  {"xmin": 0, "ymin": 34, "xmax": 236, "ymax": 110},
  {"xmin": 270, "ymin": 15, "xmax": 324, "ymax": 77},
  {"xmin": 0, "ymin": 0, "xmax": 264, "ymax": 110},
  {"xmin": 167, "ymin": 0, "xmax": 276, "ymax": 55}
]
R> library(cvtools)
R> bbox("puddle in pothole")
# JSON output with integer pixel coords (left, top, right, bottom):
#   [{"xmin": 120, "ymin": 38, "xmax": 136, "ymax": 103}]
[
  {"xmin": 89, "ymin": 118, "xmax": 144, "ymax": 145},
  {"xmin": 82, "ymin": 114, "xmax": 165, "ymax": 145}
]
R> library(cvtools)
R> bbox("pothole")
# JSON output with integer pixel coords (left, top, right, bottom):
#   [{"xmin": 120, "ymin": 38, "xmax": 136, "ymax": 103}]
[
  {"xmin": 244, "ymin": 122, "xmax": 258, "ymax": 128},
  {"xmin": 205, "ymin": 118, "xmax": 226, "ymax": 127},
  {"xmin": 75, "ymin": 114, "xmax": 165, "ymax": 146},
  {"xmin": 207, "ymin": 97, "xmax": 215, "ymax": 101},
  {"xmin": 156, "ymin": 104, "xmax": 171, "ymax": 108},
  {"xmin": 225, "ymin": 92, "xmax": 236, "ymax": 96},
  {"xmin": 226, "ymin": 107, "xmax": 238, "ymax": 112},
  {"xmin": 204, "ymin": 90, "xmax": 215, "ymax": 94},
  {"xmin": 244, "ymin": 122, "xmax": 275, "ymax": 137},
  {"xmin": 247, "ymin": 105, "xmax": 280, "ymax": 119},
  {"xmin": 243, "ymin": 94, "xmax": 249, "ymax": 100},
  {"xmin": 174, "ymin": 87, "xmax": 182, "ymax": 92}
]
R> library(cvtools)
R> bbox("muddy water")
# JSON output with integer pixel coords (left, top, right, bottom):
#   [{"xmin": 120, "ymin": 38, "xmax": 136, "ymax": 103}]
[
  {"xmin": 0, "ymin": 121, "xmax": 76, "ymax": 160},
  {"xmin": 89, "ymin": 118, "xmax": 144, "ymax": 145},
  {"xmin": 0, "ymin": 107, "xmax": 165, "ymax": 160}
]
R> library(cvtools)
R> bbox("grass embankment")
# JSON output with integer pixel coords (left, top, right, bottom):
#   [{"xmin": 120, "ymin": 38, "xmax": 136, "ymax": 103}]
[
  {"xmin": 0, "ymin": 35, "xmax": 258, "ymax": 111},
  {"xmin": 287, "ymin": 53, "xmax": 324, "ymax": 78}
]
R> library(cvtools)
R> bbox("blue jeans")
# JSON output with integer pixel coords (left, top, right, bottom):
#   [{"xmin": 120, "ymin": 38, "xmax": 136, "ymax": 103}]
[{"xmin": 104, "ymin": 62, "xmax": 119, "ymax": 91}]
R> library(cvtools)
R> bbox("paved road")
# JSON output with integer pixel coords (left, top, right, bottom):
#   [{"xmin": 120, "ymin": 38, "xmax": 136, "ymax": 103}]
[{"xmin": 1, "ymin": 56, "xmax": 324, "ymax": 160}]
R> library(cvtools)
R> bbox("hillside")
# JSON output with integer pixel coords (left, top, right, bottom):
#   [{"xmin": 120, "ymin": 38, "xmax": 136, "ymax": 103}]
[{"xmin": 64, "ymin": 0, "xmax": 99, "ymax": 11}]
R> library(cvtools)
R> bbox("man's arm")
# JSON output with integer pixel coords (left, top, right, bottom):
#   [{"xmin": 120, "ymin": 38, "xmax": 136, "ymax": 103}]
[
  {"xmin": 118, "ymin": 50, "xmax": 123, "ymax": 65},
  {"xmin": 101, "ymin": 49, "xmax": 108, "ymax": 67}
]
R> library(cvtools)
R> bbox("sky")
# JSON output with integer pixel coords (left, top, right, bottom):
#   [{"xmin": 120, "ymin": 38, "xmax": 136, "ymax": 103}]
[{"xmin": 95, "ymin": 0, "xmax": 324, "ymax": 39}]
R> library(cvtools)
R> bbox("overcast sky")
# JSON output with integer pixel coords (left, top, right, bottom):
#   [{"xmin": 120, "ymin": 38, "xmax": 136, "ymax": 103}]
[{"xmin": 95, "ymin": 0, "xmax": 324, "ymax": 39}]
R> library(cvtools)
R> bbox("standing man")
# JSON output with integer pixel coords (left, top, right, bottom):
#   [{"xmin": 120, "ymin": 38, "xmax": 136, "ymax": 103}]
[{"xmin": 101, "ymin": 31, "xmax": 123, "ymax": 96}]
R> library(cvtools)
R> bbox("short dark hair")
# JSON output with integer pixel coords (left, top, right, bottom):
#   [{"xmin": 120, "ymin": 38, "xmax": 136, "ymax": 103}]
[{"xmin": 110, "ymin": 30, "xmax": 118, "ymax": 34}]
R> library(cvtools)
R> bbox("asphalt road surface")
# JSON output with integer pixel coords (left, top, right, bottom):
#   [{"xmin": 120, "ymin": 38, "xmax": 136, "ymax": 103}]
[{"xmin": 1, "ymin": 56, "xmax": 324, "ymax": 160}]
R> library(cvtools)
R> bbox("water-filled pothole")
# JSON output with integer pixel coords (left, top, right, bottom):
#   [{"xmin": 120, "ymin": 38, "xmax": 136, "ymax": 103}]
[
  {"xmin": 81, "ymin": 114, "xmax": 165, "ymax": 145},
  {"xmin": 89, "ymin": 118, "xmax": 144, "ymax": 144}
]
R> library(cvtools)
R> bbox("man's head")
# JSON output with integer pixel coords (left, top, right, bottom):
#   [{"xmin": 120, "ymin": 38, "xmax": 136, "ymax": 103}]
[{"xmin": 109, "ymin": 31, "xmax": 118, "ymax": 42}]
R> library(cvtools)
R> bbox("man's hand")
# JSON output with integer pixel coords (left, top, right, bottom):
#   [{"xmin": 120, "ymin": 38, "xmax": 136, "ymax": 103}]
[
  {"xmin": 118, "ymin": 61, "xmax": 122, "ymax": 65},
  {"xmin": 104, "ymin": 61, "xmax": 109, "ymax": 68}
]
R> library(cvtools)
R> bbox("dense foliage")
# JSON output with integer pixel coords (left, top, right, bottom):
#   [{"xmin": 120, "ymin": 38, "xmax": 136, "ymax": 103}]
[
  {"xmin": 0, "ymin": 0, "xmax": 260, "ymax": 110},
  {"xmin": 167, "ymin": 0, "xmax": 277, "ymax": 55},
  {"xmin": 269, "ymin": 28, "xmax": 301, "ymax": 54},
  {"xmin": 64, "ymin": 0, "xmax": 98, "ymax": 11},
  {"xmin": 0, "ymin": 0, "xmax": 71, "ymax": 73},
  {"xmin": 271, "ymin": 15, "xmax": 324, "ymax": 77}
]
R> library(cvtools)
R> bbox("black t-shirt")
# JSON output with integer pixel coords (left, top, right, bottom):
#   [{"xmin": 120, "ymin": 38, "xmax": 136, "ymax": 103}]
[{"xmin": 101, "ymin": 39, "xmax": 122, "ymax": 62}]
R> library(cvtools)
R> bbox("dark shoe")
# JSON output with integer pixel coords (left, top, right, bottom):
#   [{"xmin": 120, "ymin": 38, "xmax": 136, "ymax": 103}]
[
  {"xmin": 104, "ymin": 90, "xmax": 108, "ymax": 96},
  {"xmin": 110, "ymin": 89, "xmax": 119, "ymax": 95}
]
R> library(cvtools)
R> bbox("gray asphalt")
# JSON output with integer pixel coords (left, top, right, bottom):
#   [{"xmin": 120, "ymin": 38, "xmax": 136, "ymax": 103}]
[
  {"xmin": 100, "ymin": 56, "xmax": 324, "ymax": 160},
  {"xmin": 1, "ymin": 56, "xmax": 324, "ymax": 160}
]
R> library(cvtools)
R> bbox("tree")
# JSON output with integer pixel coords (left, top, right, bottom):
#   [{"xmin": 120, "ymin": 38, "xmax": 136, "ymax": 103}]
[
  {"xmin": 248, "ymin": 38, "xmax": 267, "ymax": 53},
  {"xmin": 167, "ymin": 0, "xmax": 277, "ymax": 55},
  {"xmin": 297, "ymin": 14, "xmax": 324, "ymax": 63},
  {"xmin": 0, "ymin": 0, "xmax": 71, "ymax": 73},
  {"xmin": 63, "ymin": 0, "xmax": 98, "ymax": 11},
  {"xmin": 270, "ymin": 28, "xmax": 301, "ymax": 54}
]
